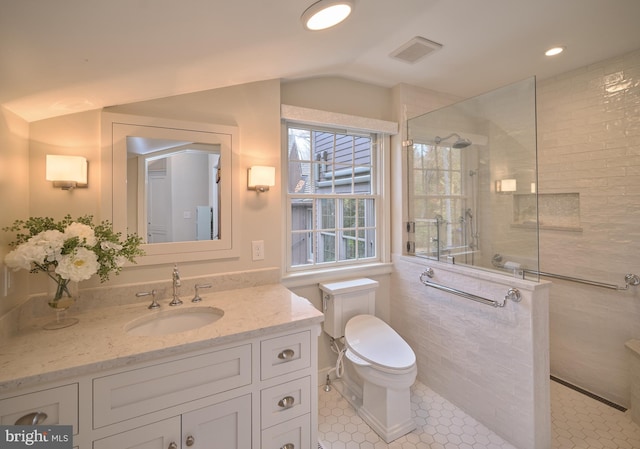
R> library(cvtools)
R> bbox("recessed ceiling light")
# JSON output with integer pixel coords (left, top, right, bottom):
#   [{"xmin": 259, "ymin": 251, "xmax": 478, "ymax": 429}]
[
  {"xmin": 301, "ymin": 0, "xmax": 354, "ymax": 31},
  {"xmin": 545, "ymin": 46, "xmax": 565, "ymax": 56}
]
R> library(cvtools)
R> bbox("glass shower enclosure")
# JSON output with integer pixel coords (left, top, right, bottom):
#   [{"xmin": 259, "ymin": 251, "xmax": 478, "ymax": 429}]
[{"xmin": 406, "ymin": 77, "xmax": 539, "ymax": 276}]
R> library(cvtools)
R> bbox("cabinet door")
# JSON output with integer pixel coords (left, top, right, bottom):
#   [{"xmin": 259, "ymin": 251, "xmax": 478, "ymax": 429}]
[
  {"xmin": 93, "ymin": 417, "xmax": 181, "ymax": 449},
  {"xmin": 182, "ymin": 394, "xmax": 251, "ymax": 449}
]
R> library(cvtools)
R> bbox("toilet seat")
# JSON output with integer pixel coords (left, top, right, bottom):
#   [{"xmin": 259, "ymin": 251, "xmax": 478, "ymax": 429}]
[{"xmin": 345, "ymin": 314, "xmax": 416, "ymax": 373}]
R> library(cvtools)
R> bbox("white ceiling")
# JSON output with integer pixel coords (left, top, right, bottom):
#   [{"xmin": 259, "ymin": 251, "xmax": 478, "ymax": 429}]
[{"xmin": 2, "ymin": 0, "xmax": 640, "ymax": 122}]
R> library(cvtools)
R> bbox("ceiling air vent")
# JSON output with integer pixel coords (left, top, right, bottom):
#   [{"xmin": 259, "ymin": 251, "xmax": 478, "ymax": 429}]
[{"xmin": 390, "ymin": 36, "xmax": 442, "ymax": 64}]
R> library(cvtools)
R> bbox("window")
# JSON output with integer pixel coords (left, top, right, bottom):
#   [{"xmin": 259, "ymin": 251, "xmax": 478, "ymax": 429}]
[
  {"xmin": 286, "ymin": 124, "xmax": 379, "ymax": 271},
  {"xmin": 411, "ymin": 142, "xmax": 464, "ymax": 257}
]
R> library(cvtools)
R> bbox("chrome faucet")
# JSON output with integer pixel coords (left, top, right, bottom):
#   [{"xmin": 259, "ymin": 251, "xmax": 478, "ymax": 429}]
[{"xmin": 169, "ymin": 264, "xmax": 183, "ymax": 306}]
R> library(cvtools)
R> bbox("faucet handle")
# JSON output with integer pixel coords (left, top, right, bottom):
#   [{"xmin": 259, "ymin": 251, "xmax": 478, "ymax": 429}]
[
  {"xmin": 136, "ymin": 289, "xmax": 160, "ymax": 309},
  {"xmin": 173, "ymin": 264, "xmax": 181, "ymax": 286},
  {"xmin": 192, "ymin": 283, "xmax": 212, "ymax": 303}
]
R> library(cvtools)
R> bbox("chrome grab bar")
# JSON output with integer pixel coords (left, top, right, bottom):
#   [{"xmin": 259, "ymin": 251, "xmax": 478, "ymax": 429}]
[
  {"xmin": 419, "ymin": 268, "xmax": 521, "ymax": 308},
  {"xmin": 491, "ymin": 253, "xmax": 640, "ymax": 291},
  {"xmin": 521, "ymin": 269, "xmax": 640, "ymax": 291}
]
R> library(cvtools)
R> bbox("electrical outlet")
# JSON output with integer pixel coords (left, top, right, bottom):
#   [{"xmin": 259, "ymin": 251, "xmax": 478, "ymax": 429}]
[{"xmin": 252, "ymin": 240, "xmax": 265, "ymax": 261}]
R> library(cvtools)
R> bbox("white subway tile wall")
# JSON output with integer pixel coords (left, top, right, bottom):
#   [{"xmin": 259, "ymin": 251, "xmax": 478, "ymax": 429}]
[
  {"xmin": 537, "ymin": 48, "xmax": 640, "ymax": 407},
  {"xmin": 391, "ymin": 258, "xmax": 550, "ymax": 449}
]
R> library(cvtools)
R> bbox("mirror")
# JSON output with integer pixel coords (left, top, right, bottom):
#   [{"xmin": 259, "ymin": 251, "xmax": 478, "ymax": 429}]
[
  {"xmin": 127, "ymin": 137, "xmax": 221, "ymax": 243},
  {"xmin": 101, "ymin": 112, "xmax": 239, "ymax": 265}
]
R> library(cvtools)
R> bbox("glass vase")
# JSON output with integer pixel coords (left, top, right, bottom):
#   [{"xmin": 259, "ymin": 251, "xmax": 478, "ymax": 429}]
[{"xmin": 44, "ymin": 277, "xmax": 79, "ymax": 330}]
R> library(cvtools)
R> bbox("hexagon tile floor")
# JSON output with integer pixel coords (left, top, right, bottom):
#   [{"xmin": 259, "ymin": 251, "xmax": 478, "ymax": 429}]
[{"xmin": 318, "ymin": 379, "xmax": 640, "ymax": 449}]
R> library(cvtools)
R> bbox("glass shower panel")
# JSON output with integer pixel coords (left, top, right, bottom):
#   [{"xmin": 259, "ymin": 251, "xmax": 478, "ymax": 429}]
[{"xmin": 406, "ymin": 77, "xmax": 539, "ymax": 277}]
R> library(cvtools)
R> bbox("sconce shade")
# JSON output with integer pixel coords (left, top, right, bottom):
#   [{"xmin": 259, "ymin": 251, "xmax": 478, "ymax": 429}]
[
  {"xmin": 46, "ymin": 155, "xmax": 88, "ymax": 190},
  {"xmin": 495, "ymin": 178, "xmax": 517, "ymax": 193},
  {"xmin": 248, "ymin": 166, "xmax": 276, "ymax": 192}
]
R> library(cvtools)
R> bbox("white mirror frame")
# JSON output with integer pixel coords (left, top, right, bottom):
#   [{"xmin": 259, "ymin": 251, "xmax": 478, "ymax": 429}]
[{"xmin": 101, "ymin": 112, "xmax": 240, "ymax": 265}]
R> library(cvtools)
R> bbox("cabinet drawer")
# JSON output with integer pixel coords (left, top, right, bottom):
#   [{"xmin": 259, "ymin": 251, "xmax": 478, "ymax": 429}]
[
  {"xmin": 261, "ymin": 413, "xmax": 310, "ymax": 449},
  {"xmin": 0, "ymin": 384, "xmax": 78, "ymax": 433},
  {"xmin": 261, "ymin": 376, "xmax": 310, "ymax": 429},
  {"xmin": 261, "ymin": 331, "xmax": 310, "ymax": 380},
  {"xmin": 93, "ymin": 344, "xmax": 251, "ymax": 428}
]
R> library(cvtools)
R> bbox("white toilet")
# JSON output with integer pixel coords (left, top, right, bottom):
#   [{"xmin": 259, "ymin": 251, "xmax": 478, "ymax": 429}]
[{"xmin": 320, "ymin": 278, "xmax": 417, "ymax": 443}]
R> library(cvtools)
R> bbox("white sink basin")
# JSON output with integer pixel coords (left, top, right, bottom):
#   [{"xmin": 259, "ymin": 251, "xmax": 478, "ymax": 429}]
[{"xmin": 125, "ymin": 306, "xmax": 224, "ymax": 336}]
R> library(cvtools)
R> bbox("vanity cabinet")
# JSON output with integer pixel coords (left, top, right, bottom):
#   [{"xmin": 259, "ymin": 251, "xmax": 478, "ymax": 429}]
[
  {"xmin": 0, "ymin": 325, "xmax": 319, "ymax": 449},
  {"xmin": 93, "ymin": 395, "xmax": 251, "ymax": 449}
]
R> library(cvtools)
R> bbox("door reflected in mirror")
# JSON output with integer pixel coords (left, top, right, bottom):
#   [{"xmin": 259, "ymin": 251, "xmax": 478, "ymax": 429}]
[{"xmin": 127, "ymin": 137, "xmax": 221, "ymax": 243}]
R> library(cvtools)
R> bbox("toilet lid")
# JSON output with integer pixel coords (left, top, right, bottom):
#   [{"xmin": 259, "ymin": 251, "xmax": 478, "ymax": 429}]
[{"xmin": 344, "ymin": 315, "xmax": 416, "ymax": 370}]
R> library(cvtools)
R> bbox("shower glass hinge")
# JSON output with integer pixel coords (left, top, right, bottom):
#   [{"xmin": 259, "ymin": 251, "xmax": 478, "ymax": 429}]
[
  {"xmin": 406, "ymin": 221, "xmax": 415, "ymax": 233},
  {"xmin": 402, "ymin": 139, "xmax": 413, "ymax": 147},
  {"xmin": 406, "ymin": 241, "xmax": 415, "ymax": 253}
]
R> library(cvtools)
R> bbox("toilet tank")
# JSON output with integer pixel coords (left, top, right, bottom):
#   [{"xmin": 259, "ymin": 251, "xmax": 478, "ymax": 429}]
[{"xmin": 319, "ymin": 278, "xmax": 379, "ymax": 338}]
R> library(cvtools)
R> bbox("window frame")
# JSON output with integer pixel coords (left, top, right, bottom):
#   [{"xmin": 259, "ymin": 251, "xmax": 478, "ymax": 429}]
[{"xmin": 284, "ymin": 121, "xmax": 384, "ymax": 274}]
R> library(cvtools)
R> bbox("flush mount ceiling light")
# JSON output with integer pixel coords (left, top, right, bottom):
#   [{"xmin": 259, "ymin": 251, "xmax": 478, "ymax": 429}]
[
  {"xmin": 301, "ymin": 0, "xmax": 354, "ymax": 31},
  {"xmin": 545, "ymin": 46, "xmax": 565, "ymax": 56}
]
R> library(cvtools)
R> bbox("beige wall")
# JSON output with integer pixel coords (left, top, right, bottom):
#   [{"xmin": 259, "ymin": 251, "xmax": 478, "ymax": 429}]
[{"xmin": 281, "ymin": 76, "xmax": 393, "ymax": 121}]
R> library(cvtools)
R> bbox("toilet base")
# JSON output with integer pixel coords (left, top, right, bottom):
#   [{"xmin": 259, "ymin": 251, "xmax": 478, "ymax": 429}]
[
  {"xmin": 359, "ymin": 381, "xmax": 416, "ymax": 443},
  {"xmin": 333, "ymin": 374, "xmax": 416, "ymax": 443}
]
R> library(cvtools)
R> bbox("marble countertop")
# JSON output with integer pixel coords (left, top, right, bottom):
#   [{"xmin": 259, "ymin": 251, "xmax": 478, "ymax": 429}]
[{"xmin": 0, "ymin": 283, "xmax": 324, "ymax": 393}]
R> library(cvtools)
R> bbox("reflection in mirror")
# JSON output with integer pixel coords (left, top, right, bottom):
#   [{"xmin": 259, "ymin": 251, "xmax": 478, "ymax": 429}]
[
  {"xmin": 126, "ymin": 137, "xmax": 221, "ymax": 243},
  {"xmin": 101, "ymin": 112, "xmax": 239, "ymax": 265}
]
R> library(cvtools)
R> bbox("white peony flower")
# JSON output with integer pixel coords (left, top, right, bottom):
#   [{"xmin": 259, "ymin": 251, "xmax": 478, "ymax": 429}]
[
  {"xmin": 55, "ymin": 247, "xmax": 99, "ymax": 282},
  {"xmin": 4, "ymin": 246, "xmax": 34, "ymax": 270},
  {"xmin": 29, "ymin": 230, "xmax": 65, "ymax": 263},
  {"xmin": 64, "ymin": 222, "xmax": 97, "ymax": 246}
]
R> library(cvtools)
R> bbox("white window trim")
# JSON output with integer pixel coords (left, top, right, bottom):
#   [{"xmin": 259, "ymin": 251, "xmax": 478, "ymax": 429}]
[{"xmin": 280, "ymin": 105, "xmax": 397, "ymax": 283}]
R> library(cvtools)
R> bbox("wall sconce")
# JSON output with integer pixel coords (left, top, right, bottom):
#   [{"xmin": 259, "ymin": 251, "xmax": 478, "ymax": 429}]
[
  {"xmin": 247, "ymin": 166, "xmax": 275, "ymax": 192},
  {"xmin": 46, "ymin": 155, "xmax": 88, "ymax": 190},
  {"xmin": 495, "ymin": 178, "xmax": 517, "ymax": 193}
]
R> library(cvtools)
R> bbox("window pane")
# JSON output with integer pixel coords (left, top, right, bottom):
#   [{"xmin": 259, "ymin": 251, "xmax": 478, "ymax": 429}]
[
  {"xmin": 359, "ymin": 198, "xmax": 374, "ymax": 227},
  {"xmin": 288, "ymin": 128, "xmax": 310, "ymax": 161},
  {"xmin": 291, "ymin": 231, "xmax": 312, "ymax": 267},
  {"xmin": 291, "ymin": 200, "xmax": 312, "ymax": 231},
  {"xmin": 342, "ymin": 198, "xmax": 356, "ymax": 228},
  {"xmin": 318, "ymin": 198, "xmax": 335, "ymax": 230},
  {"xmin": 339, "ymin": 230, "xmax": 357, "ymax": 261},
  {"xmin": 319, "ymin": 232, "xmax": 336, "ymax": 263},
  {"xmin": 288, "ymin": 160, "xmax": 309, "ymax": 194}
]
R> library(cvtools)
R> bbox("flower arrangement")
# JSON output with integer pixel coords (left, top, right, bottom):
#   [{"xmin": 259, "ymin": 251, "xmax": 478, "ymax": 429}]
[{"xmin": 3, "ymin": 215, "xmax": 144, "ymax": 307}]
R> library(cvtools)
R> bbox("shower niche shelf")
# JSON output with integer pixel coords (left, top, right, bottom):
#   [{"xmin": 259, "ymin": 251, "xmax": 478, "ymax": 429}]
[{"xmin": 512, "ymin": 193, "xmax": 583, "ymax": 232}]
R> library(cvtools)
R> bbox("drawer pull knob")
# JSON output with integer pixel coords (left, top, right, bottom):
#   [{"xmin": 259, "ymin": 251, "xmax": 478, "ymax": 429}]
[
  {"xmin": 186, "ymin": 435, "xmax": 195, "ymax": 446},
  {"xmin": 281, "ymin": 444, "xmax": 295, "ymax": 449},
  {"xmin": 278, "ymin": 396, "xmax": 295, "ymax": 408},
  {"xmin": 168, "ymin": 443, "xmax": 177, "ymax": 449},
  {"xmin": 15, "ymin": 411, "xmax": 48, "ymax": 425},
  {"xmin": 278, "ymin": 349, "xmax": 295, "ymax": 360}
]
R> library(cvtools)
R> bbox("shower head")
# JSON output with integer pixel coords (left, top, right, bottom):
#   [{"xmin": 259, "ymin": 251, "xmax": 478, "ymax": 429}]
[{"xmin": 434, "ymin": 133, "xmax": 472, "ymax": 149}]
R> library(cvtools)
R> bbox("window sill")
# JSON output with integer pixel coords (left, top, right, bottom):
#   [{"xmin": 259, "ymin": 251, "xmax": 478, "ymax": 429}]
[{"xmin": 281, "ymin": 262, "xmax": 393, "ymax": 288}]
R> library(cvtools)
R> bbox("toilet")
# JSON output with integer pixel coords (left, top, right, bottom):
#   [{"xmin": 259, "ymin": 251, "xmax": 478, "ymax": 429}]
[{"xmin": 320, "ymin": 278, "xmax": 417, "ymax": 443}]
